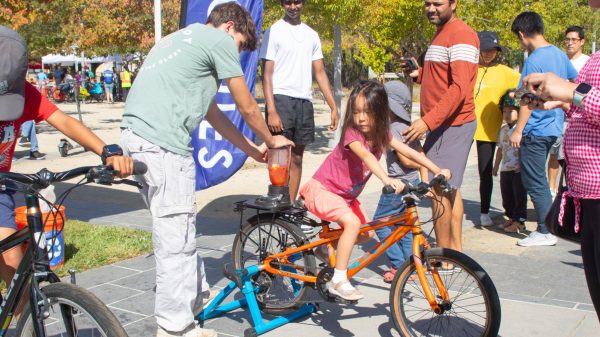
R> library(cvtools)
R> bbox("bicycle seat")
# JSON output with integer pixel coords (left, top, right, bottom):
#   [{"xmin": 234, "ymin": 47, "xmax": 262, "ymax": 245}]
[{"xmin": 293, "ymin": 198, "xmax": 330, "ymax": 228}]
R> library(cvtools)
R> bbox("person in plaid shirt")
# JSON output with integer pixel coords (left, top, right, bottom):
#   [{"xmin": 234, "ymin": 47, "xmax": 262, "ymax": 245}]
[{"xmin": 519, "ymin": 0, "xmax": 600, "ymax": 319}]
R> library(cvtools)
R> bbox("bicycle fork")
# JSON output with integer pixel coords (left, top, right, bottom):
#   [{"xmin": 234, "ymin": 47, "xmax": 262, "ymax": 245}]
[{"xmin": 412, "ymin": 232, "xmax": 450, "ymax": 315}]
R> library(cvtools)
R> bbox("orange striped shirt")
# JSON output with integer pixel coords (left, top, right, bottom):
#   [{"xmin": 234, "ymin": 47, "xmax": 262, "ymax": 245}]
[{"xmin": 418, "ymin": 18, "xmax": 479, "ymax": 130}]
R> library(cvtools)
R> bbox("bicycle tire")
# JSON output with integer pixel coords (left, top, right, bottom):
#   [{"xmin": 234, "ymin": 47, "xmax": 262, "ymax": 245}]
[
  {"xmin": 390, "ymin": 248, "xmax": 501, "ymax": 337},
  {"xmin": 14, "ymin": 282, "xmax": 128, "ymax": 337},
  {"xmin": 232, "ymin": 214, "xmax": 317, "ymax": 315}
]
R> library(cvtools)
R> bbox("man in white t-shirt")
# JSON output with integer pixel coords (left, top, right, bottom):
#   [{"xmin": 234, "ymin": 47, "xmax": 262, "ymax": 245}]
[
  {"xmin": 565, "ymin": 26, "xmax": 590, "ymax": 73},
  {"xmin": 260, "ymin": 0, "xmax": 338, "ymax": 201}
]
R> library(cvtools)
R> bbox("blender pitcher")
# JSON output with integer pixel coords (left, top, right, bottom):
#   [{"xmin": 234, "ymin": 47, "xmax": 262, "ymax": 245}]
[{"xmin": 268, "ymin": 146, "xmax": 291, "ymax": 187}]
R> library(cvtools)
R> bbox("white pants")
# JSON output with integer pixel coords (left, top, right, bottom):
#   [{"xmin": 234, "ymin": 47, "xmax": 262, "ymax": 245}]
[{"xmin": 121, "ymin": 129, "xmax": 209, "ymax": 332}]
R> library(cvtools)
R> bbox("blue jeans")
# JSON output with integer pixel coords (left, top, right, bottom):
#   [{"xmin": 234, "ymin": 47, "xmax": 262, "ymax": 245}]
[
  {"xmin": 519, "ymin": 134, "xmax": 556, "ymax": 234},
  {"xmin": 20, "ymin": 121, "xmax": 39, "ymax": 152},
  {"xmin": 373, "ymin": 192, "xmax": 413, "ymax": 268}
]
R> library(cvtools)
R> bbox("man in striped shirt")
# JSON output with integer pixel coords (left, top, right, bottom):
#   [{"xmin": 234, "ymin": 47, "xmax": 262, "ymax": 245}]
[{"xmin": 404, "ymin": 0, "xmax": 479, "ymax": 253}]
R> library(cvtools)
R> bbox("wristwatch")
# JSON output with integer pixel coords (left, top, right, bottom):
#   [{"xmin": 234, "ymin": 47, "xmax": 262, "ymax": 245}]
[
  {"xmin": 573, "ymin": 82, "xmax": 593, "ymax": 108},
  {"xmin": 101, "ymin": 144, "xmax": 123, "ymax": 164}
]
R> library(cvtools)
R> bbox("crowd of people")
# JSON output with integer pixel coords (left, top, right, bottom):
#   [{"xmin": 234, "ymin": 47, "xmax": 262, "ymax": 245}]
[
  {"xmin": 1, "ymin": 0, "xmax": 600, "ymax": 336},
  {"xmin": 32, "ymin": 64, "xmax": 134, "ymax": 104}
]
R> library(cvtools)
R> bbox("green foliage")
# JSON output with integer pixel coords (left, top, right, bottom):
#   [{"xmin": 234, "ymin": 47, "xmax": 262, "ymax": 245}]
[{"xmin": 262, "ymin": 0, "xmax": 600, "ymax": 79}]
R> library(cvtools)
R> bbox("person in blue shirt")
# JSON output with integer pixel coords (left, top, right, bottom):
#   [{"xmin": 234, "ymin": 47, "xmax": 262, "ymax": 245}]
[
  {"xmin": 102, "ymin": 68, "xmax": 114, "ymax": 103},
  {"xmin": 509, "ymin": 11, "xmax": 577, "ymax": 247},
  {"xmin": 35, "ymin": 71, "xmax": 48, "ymax": 92}
]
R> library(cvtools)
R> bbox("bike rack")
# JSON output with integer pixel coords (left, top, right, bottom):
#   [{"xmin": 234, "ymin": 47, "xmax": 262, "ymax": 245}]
[{"xmin": 198, "ymin": 264, "xmax": 316, "ymax": 337}]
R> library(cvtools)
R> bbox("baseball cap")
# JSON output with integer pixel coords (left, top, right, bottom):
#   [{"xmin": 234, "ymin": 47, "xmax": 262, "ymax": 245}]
[
  {"xmin": 384, "ymin": 81, "xmax": 412, "ymax": 123},
  {"xmin": 500, "ymin": 91, "xmax": 520, "ymax": 109},
  {"xmin": 478, "ymin": 31, "xmax": 501, "ymax": 51},
  {"xmin": 0, "ymin": 26, "xmax": 27, "ymax": 121}
]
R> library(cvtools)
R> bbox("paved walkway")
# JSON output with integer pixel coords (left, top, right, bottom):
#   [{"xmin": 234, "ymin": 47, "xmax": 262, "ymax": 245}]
[{"xmin": 12, "ymin": 101, "xmax": 599, "ymax": 337}]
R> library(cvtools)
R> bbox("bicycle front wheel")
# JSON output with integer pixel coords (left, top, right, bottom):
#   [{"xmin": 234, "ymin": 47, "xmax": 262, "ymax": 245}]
[
  {"xmin": 232, "ymin": 215, "xmax": 317, "ymax": 315},
  {"xmin": 390, "ymin": 248, "xmax": 501, "ymax": 337},
  {"xmin": 15, "ymin": 282, "xmax": 128, "ymax": 337}
]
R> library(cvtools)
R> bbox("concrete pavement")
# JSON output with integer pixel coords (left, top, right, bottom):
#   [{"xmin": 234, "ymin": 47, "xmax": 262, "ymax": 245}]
[{"xmin": 12, "ymin": 101, "xmax": 599, "ymax": 337}]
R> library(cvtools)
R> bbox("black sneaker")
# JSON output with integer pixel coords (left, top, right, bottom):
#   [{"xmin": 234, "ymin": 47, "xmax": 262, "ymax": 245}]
[
  {"xmin": 28, "ymin": 151, "xmax": 46, "ymax": 160},
  {"xmin": 18, "ymin": 137, "xmax": 30, "ymax": 146}
]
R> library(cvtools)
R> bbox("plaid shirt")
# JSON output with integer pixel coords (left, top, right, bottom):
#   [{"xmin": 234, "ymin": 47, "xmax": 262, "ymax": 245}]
[
  {"xmin": 564, "ymin": 51, "xmax": 600, "ymax": 200},
  {"xmin": 560, "ymin": 52, "xmax": 600, "ymax": 232}
]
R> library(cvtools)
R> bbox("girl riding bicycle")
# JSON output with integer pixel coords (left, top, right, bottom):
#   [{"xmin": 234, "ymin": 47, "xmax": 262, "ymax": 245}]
[{"xmin": 299, "ymin": 80, "xmax": 451, "ymax": 301}]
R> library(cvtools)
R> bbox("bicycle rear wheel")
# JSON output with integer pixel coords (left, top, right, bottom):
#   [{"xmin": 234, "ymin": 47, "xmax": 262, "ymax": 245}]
[
  {"xmin": 15, "ymin": 282, "xmax": 128, "ymax": 337},
  {"xmin": 232, "ymin": 215, "xmax": 317, "ymax": 315},
  {"xmin": 390, "ymin": 248, "xmax": 501, "ymax": 337}
]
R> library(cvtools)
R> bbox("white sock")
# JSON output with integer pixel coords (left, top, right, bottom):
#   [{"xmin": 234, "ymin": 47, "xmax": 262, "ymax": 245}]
[{"xmin": 332, "ymin": 268, "xmax": 348, "ymax": 284}]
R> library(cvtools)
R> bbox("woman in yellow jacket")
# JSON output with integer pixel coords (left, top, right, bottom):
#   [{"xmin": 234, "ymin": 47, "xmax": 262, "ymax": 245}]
[
  {"xmin": 120, "ymin": 65, "xmax": 132, "ymax": 101},
  {"xmin": 474, "ymin": 31, "xmax": 521, "ymax": 227}
]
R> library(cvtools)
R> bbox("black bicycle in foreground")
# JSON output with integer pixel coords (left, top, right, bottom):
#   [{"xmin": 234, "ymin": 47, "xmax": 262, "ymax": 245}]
[{"xmin": 0, "ymin": 163, "xmax": 146, "ymax": 337}]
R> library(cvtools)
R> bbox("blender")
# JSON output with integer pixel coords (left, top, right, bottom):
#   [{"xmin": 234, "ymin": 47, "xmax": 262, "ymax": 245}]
[{"xmin": 255, "ymin": 146, "xmax": 292, "ymax": 208}]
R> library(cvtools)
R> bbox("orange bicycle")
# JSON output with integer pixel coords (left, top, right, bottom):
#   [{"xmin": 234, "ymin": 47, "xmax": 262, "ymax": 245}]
[{"xmin": 231, "ymin": 176, "xmax": 501, "ymax": 337}]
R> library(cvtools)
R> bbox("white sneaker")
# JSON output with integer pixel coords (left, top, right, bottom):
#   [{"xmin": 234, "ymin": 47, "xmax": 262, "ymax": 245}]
[
  {"xmin": 157, "ymin": 326, "xmax": 217, "ymax": 337},
  {"xmin": 517, "ymin": 231, "xmax": 558, "ymax": 247},
  {"xmin": 480, "ymin": 213, "xmax": 493, "ymax": 227}
]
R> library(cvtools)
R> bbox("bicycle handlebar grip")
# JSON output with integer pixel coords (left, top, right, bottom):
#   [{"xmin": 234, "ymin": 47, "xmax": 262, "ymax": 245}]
[
  {"xmin": 382, "ymin": 183, "xmax": 411, "ymax": 195},
  {"xmin": 382, "ymin": 185, "xmax": 395, "ymax": 194},
  {"xmin": 132, "ymin": 161, "xmax": 148, "ymax": 175}
]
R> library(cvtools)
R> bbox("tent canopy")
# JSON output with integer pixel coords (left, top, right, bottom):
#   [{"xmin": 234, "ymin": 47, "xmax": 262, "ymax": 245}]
[{"xmin": 41, "ymin": 54, "xmax": 124, "ymax": 65}]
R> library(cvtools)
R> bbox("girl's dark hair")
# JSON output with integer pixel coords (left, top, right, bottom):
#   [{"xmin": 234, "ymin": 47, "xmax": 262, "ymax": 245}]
[
  {"xmin": 340, "ymin": 80, "xmax": 390, "ymax": 152},
  {"xmin": 207, "ymin": 2, "xmax": 258, "ymax": 51}
]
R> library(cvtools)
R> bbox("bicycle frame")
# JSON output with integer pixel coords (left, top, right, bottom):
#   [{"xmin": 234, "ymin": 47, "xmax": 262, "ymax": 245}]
[
  {"xmin": 0, "ymin": 193, "xmax": 60, "ymax": 337},
  {"xmin": 261, "ymin": 199, "xmax": 449, "ymax": 313}
]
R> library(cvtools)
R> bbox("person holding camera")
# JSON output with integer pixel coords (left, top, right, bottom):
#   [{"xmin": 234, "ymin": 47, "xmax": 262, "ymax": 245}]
[
  {"xmin": 402, "ymin": 0, "xmax": 479, "ymax": 252},
  {"xmin": 519, "ymin": 0, "xmax": 600, "ymax": 320}
]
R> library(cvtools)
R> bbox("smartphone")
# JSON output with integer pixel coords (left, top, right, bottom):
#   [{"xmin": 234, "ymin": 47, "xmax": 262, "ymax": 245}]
[
  {"xmin": 401, "ymin": 57, "xmax": 419, "ymax": 71},
  {"xmin": 515, "ymin": 86, "xmax": 541, "ymax": 101}
]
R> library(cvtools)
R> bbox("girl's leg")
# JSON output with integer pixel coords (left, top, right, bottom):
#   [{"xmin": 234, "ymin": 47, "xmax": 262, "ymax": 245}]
[{"xmin": 335, "ymin": 212, "xmax": 362, "ymax": 271}]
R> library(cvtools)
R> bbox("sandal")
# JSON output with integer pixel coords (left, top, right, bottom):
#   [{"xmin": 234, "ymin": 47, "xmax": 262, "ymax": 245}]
[
  {"xmin": 504, "ymin": 220, "xmax": 526, "ymax": 233},
  {"xmin": 383, "ymin": 267, "xmax": 398, "ymax": 283},
  {"xmin": 499, "ymin": 219, "xmax": 513, "ymax": 229}
]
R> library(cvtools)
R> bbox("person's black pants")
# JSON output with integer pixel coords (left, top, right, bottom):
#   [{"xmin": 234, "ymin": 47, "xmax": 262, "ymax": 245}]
[
  {"xmin": 580, "ymin": 199, "xmax": 600, "ymax": 321},
  {"xmin": 477, "ymin": 140, "xmax": 496, "ymax": 214},
  {"xmin": 500, "ymin": 171, "xmax": 527, "ymax": 221}
]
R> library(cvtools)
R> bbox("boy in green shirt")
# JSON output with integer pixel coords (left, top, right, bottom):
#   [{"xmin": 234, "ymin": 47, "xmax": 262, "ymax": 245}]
[{"xmin": 120, "ymin": 3, "xmax": 292, "ymax": 337}]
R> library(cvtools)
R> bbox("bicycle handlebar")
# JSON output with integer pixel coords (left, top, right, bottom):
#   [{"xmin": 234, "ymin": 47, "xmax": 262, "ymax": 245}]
[
  {"xmin": 0, "ymin": 161, "xmax": 147, "ymax": 191},
  {"xmin": 382, "ymin": 175, "xmax": 451, "ymax": 196}
]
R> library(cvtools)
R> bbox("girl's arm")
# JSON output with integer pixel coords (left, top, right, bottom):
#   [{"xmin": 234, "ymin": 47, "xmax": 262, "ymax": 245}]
[
  {"xmin": 389, "ymin": 137, "xmax": 451, "ymax": 179},
  {"xmin": 347, "ymin": 141, "xmax": 404, "ymax": 191}
]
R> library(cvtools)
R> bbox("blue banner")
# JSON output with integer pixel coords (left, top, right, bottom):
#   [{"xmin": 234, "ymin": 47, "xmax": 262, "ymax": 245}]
[{"xmin": 182, "ymin": 0, "xmax": 263, "ymax": 190}]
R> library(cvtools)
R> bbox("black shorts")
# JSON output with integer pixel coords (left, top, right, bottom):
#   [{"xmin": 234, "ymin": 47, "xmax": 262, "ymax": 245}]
[{"xmin": 267, "ymin": 94, "xmax": 315, "ymax": 145}]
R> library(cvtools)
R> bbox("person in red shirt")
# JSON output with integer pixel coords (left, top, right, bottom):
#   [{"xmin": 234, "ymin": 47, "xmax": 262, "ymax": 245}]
[
  {"xmin": 0, "ymin": 26, "xmax": 133, "ymax": 298},
  {"xmin": 402, "ymin": 0, "xmax": 479, "ymax": 253}
]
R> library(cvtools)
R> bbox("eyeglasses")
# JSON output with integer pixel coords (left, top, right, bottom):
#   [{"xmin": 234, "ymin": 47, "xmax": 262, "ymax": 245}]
[{"xmin": 564, "ymin": 38, "xmax": 582, "ymax": 43}]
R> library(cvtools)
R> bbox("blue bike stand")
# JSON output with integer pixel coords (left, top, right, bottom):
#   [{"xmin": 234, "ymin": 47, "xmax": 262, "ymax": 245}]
[{"xmin": 198, "ymin": 265, "xmax": 316, "ymax": 337}]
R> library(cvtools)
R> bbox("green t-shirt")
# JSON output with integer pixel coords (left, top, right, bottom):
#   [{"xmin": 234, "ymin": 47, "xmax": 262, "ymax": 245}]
[{"xmin": 121, "ymin": 23, "xmax": 244, "ymax": 155}]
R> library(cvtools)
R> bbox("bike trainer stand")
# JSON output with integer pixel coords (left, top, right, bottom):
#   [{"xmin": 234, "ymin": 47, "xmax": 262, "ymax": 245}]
[{"xmin": 198, "ymin": 265, "xmax": 316, "ymax": 337}]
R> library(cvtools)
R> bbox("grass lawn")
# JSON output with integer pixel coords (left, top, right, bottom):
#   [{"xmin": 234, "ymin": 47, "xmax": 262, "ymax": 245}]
[{"xmin": 52, "ymin": 219, "xmax": 152, "ymax": 277}]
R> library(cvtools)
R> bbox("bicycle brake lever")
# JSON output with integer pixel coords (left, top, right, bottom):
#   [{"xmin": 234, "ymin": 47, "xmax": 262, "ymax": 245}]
[{"xmin": 113, "ymin": 179, "xmax": 143, "ymax": 189}]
